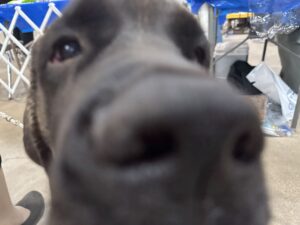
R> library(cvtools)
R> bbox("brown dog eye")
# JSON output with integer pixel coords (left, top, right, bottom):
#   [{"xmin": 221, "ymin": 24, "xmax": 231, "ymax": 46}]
[{"xmin": 51, "ymin": 39, "xmax": 81, "ymax": 63}]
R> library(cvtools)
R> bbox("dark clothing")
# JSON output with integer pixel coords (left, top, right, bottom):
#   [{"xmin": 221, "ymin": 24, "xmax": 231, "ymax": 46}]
[
  {"xmin": 227, "ymin": 60, "xmax": 262, "ymax": 95},
  {"xmin": 13, "ymin": 28, "xmax": 34, "ymax": 45}
]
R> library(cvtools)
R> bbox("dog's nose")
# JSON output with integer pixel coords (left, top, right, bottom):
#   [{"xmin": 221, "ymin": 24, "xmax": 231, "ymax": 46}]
[
  {"xmin": 54, "ymin": 74, "xmax": 264, "ymax": 225},
  {"xmin": 89, "ymin": 75, "xmax": 263, "ymax": 172}
]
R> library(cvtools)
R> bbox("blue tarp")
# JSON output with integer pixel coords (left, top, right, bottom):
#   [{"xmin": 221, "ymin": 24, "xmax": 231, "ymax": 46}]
[
  {"xmin": 0, "ymin": 0, "xmax": 299, "ymax": 34},
  {"xmin": 188, "ymin": 0, "xmax": 300, "ymax": 37},
  {"xmin": 0, "ymin": 0, "xmax": 68, "ymax": 32},
  {"xmin": 187, "ymin": 0, "xmax": 300, "ymax": 14}
]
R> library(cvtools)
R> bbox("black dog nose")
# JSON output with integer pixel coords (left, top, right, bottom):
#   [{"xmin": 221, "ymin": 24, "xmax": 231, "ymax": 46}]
[{"xmin": 90, "ymin": 75, "xmax": 263, "ymax": 170}]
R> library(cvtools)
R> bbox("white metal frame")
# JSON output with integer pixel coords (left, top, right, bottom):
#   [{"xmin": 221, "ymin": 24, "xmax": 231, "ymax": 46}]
[{"xmin": 0, "ymin": 3, "xmax": 62, "ymax": 98}]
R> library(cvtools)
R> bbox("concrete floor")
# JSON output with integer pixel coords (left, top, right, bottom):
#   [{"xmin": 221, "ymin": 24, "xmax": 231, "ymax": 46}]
[{"xmin": 0, "ymin": 37, "xmax": 299, "ymax": 225}]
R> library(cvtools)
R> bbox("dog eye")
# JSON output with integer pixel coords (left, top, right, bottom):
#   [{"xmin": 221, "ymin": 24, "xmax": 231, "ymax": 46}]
[{"xmin": 51, "ymin": 39, "xmax": 81, "ymax": 63}]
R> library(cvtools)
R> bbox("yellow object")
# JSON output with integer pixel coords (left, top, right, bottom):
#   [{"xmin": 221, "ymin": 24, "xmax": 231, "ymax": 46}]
[{"xmin": 227, "ymin": 12, "xmax": 253, "ymax": 20}]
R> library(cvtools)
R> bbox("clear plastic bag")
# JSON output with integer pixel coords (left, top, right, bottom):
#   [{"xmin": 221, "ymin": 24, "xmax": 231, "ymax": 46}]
[
  {"xmin": 246, "ymin": 63, "xmax": 298, "ymax": 122},
  {"xmin": 262, "ymin": 103, "xmax": 294, "ymax": 137},
  {"xmin": 250, "ymin": 9, "xmax": 300, "ymax": 38}
]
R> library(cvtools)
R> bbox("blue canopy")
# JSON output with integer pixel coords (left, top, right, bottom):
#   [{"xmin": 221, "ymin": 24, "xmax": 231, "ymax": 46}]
[
  {"xmin": 187, "ymin": 0, "xmax": 300, "ymax": 14},
  {"xmin": 0, "ymin": 0, "xmax": 299, "ymax": 34},
  {"xmin": 0, "ymin": 0, "xmax": 68, "ymax": 32},
  {"xmin": 188, "ymin": 0, "xmax": 300, "ymax": 37}
]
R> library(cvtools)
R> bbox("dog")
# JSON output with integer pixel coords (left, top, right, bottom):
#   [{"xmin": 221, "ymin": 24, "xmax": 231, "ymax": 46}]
[{"xmin": 23, "ymin": 0, "xmax": 269, "ymax": 224}]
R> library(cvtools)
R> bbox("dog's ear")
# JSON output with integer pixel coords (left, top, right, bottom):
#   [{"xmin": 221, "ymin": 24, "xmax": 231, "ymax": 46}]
[
  {"xmin": 23, "ymin": 56, "xmax": 53, "ymax": 171},
  {"xmin": 194, "ymin": 39, "xmax": 210, "ymax": 68},
  {"xmin": 169, "ymin": 8, "xmax": 211, "ymax": 69},
  {"xmin": 23, "ymin": 91, "xmax": 52, "ymax": 171}
]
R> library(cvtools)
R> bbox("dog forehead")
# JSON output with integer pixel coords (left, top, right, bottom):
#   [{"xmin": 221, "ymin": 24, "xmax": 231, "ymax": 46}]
[
  {"xmin": 63, "ymin": 0, "xmax": 184, "ymax": 27},
  {"xmin": 70, "ymin": 0, "xmax": 182, "ymax": 11}
]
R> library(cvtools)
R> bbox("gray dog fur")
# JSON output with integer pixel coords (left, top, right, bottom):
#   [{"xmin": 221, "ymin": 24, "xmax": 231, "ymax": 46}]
[{"xmin": 23, "ymin": 0, "xmax": 269, "ymax": 224}]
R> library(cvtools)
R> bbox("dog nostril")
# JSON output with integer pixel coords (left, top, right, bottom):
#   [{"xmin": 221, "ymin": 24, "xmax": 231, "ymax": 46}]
[
  {"xmin": 232, "ymin": 132, "xmax": 260, "ymax": 164},
  {"xmin": 119, "ymin": 128, "xmax": 177, "ymax": 167}
]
